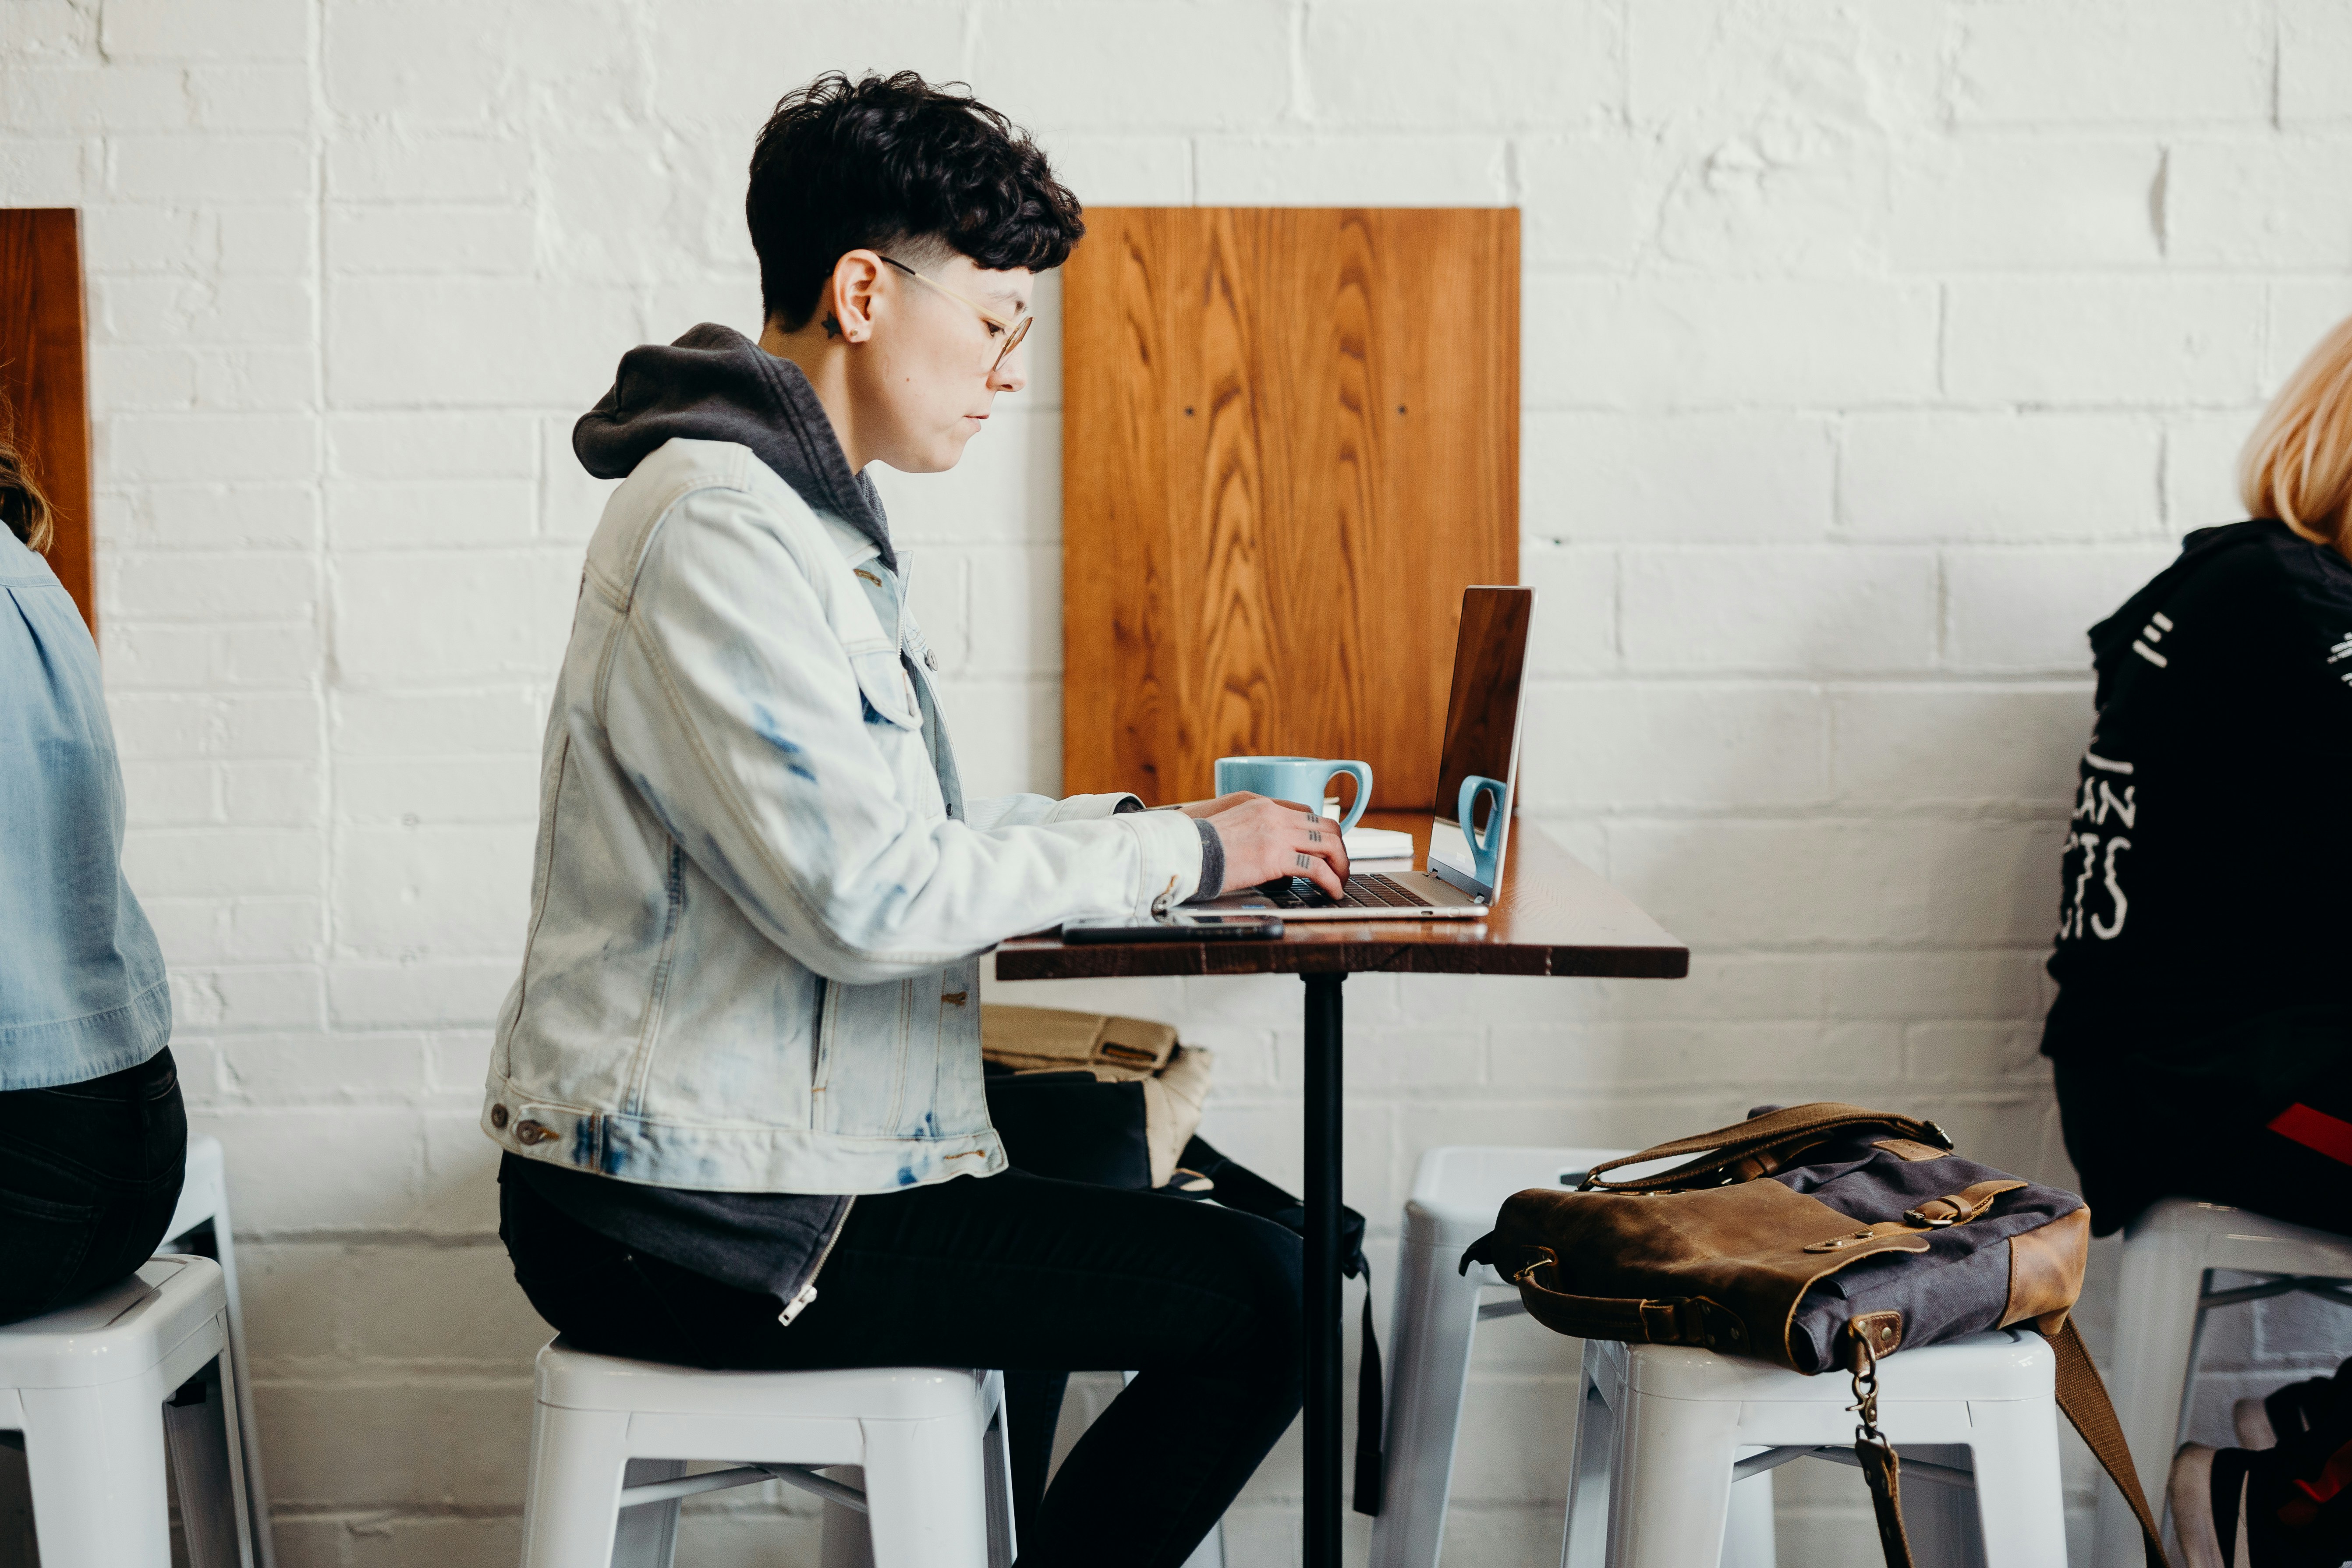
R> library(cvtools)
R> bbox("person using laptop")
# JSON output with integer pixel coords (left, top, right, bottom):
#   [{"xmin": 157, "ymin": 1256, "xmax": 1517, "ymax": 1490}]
[{"xmin": 485, "ymin": 71, "xmax": 1348, "ymax": 1566}]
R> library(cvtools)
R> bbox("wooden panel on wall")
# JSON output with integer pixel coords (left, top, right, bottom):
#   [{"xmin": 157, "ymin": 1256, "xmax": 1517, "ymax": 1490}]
[
  {"xmin": 1062, "ymin": 208, "xmax": 1518, "ymax": 809},
  {"xmin": 0, "ymin": 209, "xmax": 94, "ymax": 637}
]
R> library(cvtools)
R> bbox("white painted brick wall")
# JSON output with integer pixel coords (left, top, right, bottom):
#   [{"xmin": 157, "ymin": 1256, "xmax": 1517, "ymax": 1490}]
[{"xmin": 10, "ymin": 3, "xmax": 2352, "ymax": 1563}]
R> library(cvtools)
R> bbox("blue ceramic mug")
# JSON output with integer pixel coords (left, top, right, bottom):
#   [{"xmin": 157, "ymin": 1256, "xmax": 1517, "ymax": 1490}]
[
  {"xmin": 1213, "ymin": 756, "xmax": 1374, "ymax": 833},
  {"xmin": 1456, "ymin": 774, "xmax": 1509, "ymax": 887}
]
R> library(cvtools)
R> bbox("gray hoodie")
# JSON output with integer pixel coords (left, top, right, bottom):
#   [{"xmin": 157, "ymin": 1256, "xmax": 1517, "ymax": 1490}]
[{"xmin": 575, "ymin": 322, "xmax": 897, "ymax": 571}]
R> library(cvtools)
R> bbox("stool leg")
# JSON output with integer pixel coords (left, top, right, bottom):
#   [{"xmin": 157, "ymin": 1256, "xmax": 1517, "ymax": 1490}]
[
  {"xmin": 1721, "ymin": 1461, "xmax": 1777, "ymax": 1568},
  {"xmin": 819, "ymin": 1469, "xmax": 874, "ymax": 1568},
  {"xmin": 863, "ymin": 1414, "xmax": 991, "ymax": 1568},
  {"xmin": 1966, "ymin": 1397, "xmax": 2067, "ymax": 1568},
  {"xmin": 519, "ymin": 1402, "xmax": 631, "ymax": 1568},
  {"xmin": 1560, "ymin": 1341, "xmax": 1617, "ymax": 1568},
  {"xmin": 21, "ymin": 1376, "xmax": 175, "ymax": 1568},
  {"xmin": 1370, "ymin": 1240, "xmax": 1484, "ymax": 1568},
  {"xmin": 2096, "ymin": 1228, "xmax": 2208, "ymax": 1568},
  {"xmin": 164, "ymin": 1353, "xmax": 254, "ymax": 1568},
  {"xmin": 208, "ymin": 1203, "xmax": 276, "ymax": 1568},
  {"xmin": 1604, "ymin": 1379, "xmax": 1738, "ymax": 1568},
  {"xmin": 610, "ymin": 1459, "xmax": 685, "ymax": 1568},
  {"xmin": 981, "ymin": 1379, "xmax": 1015, "ymax": 1568}
]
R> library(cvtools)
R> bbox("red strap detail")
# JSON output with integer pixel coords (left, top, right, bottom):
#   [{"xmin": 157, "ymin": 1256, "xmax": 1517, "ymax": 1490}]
[
  {"xmin": 2280, "ymin": 1436, "xmax": 2352, "ymax": 1527},
  {"xmin": 2267, "ymin": 1103, "xmax": 2352, "ymax": 1167}
]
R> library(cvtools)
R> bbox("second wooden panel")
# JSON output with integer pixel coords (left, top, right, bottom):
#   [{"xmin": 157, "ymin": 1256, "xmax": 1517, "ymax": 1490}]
[{"xmin": 1063, "ymin": 207, "xmax": 1518, "ymax": 810}]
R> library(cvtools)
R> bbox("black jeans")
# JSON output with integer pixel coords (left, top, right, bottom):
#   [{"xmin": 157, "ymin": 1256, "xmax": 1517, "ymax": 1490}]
[
  {"xmin": 501, "ymin": 1164, "xmax": 1304, "ymax": 1568},
  {"xmin": 0, "ymin": 1047, "xmax": 186, "ymax": 1325},
  {"xmin": 2053, "ymin": 1014, "xmax": 2352, "ymax": 1238}
]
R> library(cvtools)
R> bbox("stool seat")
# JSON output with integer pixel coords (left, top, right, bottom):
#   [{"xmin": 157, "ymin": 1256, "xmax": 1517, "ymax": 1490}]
[
  {"xmin": 0, "ymin": 1255, "xmax": 226, "ymax": 1389},
  {"xmin": 1608, "ymin": 1326, "xmax": 2054, "ymax": 1404},
  {"xmin": 0, "ymin": 1254, "xmax": 252, "ymax": 1567},
  {"xmin": 2096, "ymin": 1196, "xmax": 2352, "ymax": 1568},
  {"xmin": 1568, "ymin": 1329, "xmax": 2068, "ymax": 1567},
  {"xmin": 522, "ymin": 1340, "xmax": 1014, "ymax": 1568},
  {"xmin": 538, "ymin": 1349, "xmax": 994, "ymax": 1421}
]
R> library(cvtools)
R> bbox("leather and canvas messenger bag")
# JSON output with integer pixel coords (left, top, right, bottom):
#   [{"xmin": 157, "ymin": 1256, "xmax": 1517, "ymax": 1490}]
[{"xmin": 1459, "ymin": 1103, "xmax": 2173, "ymax": 1568}]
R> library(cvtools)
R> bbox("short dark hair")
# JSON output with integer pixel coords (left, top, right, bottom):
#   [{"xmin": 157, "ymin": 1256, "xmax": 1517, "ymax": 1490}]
[{"xmin": 747, "ymin": 71, "xmax": 1084, "ymax": 331}]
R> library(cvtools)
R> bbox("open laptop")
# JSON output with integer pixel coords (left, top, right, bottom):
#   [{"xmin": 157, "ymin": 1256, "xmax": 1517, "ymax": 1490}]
[{"xmin": 1195, "ymin": 585, "xmax": 1534, "ymax": 920}]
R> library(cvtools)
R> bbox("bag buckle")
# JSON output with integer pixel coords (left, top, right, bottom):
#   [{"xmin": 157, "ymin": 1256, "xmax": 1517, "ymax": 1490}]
[
  {"xmin": 1638, "ymin": 1299, "xmax": 1689, "ymax": 1342},
  {"xmin": 1902, "ymin": 1206, "xmax": 1958, "ymax": 1228}
]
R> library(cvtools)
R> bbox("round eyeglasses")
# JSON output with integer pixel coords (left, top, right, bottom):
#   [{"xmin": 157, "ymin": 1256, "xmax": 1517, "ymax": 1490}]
[{"xmin": 878, "ymin": 255, "xmax": 1032, "ymax": 375}]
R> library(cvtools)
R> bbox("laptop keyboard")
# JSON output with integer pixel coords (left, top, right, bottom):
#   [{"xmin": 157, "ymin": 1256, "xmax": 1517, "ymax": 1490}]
[{"xmin": 1259, "ymin": 873, "xmax": 1430, "ymax": 910}]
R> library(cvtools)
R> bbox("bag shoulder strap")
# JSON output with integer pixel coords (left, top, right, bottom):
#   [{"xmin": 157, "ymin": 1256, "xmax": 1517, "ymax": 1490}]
[
  {"xmin": 2046, "ymin": 1318, "xmax": 2173, "ymax": 1568},
  {"xmin": 1583, "ymin": 1103, "xmax": 1952, "ymax": 1191},
  {"xmin": 1859, "ymin": 1321, "xmax": 2169, "ymax": 1568}
]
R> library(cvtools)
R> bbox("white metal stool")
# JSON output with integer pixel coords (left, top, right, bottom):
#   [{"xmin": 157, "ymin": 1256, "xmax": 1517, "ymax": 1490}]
[
  {"xmin": 1565, "ymin": 1328, "xmax": 2067, "ymax": 1568},
  {"xmin": 159, "ymin": 1131, "xmax": 275, "ymax": 1568},
  {"xmin": 2093, "ymin": 1197, "xmax": 2352, "ymax": 1568},
  {"xmin": 1370, "ymin": 1145, "xmax": 1773, "ymax": 1568},
  {"xmin": 0, "ymin": 1253, "xmax": 255, "ymax": 1567},
  {"xmin": 521, "ymin": 1339, "xmax": 1015, "ymax": 1568}
]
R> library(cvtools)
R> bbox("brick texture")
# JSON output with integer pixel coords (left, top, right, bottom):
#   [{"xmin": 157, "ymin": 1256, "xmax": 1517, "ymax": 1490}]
[{"xmin": 11, "ymin": 2, "xmax": 2348, "ymax": 1563}]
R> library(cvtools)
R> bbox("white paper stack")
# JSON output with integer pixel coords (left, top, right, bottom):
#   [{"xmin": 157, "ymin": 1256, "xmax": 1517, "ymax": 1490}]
[{"xmin": 1342, "ymin": 826, "xmax": 1416, "ymax": 862}]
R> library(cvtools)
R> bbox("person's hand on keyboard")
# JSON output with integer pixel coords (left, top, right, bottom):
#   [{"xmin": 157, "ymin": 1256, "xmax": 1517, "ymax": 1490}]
[{"xmin": 1203, "ymin": 796, "xmax": 1350, "ymax": 899}]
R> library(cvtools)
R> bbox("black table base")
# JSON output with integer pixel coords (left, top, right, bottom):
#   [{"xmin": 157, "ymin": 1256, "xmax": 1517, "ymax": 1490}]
[{"xmin": 1302, "ymin": 971, "xmax": 1345, "ymax": 1568}]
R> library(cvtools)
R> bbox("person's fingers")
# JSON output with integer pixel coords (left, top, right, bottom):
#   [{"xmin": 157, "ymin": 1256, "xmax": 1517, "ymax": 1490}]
[
  {"xmin": 1290, "ymin": 814, "xmax": 1347, "ymax": 896},
  {"xmin": 1298, "ymin": 814, "xmax": 1347, "ymax": 875},
  {"xmin": 1315, "ymin": 814, "xmax": 1350, "ymax": 881}
]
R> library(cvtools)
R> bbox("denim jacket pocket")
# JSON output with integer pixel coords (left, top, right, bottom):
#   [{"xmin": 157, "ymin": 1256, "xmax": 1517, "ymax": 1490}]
[{"xmin": 849, "ymin": 649, "xmax": 922, "ymax": 731}]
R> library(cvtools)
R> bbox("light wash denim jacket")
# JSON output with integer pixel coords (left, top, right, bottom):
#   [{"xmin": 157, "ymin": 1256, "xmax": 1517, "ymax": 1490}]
[
  {"xmin": 0, "ymin": 527, "xmax": 171, "ymax": 1090},
  {"xmin": 484, "ymin": 438, "xmax": 1205, "ymax": 1193}
]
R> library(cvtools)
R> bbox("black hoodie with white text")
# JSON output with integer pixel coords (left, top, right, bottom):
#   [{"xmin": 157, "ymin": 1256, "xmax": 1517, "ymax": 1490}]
[{"xmin": 2041, "ymin": 520, "xmax": 2352, "ymax": 1061}]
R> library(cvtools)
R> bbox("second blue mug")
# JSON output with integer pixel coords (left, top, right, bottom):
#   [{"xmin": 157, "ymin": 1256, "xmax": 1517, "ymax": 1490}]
[
  {"xmin": 1456, "ymin": 774, "xmax": 1509, "ymax": 887},
  {"xmin": 1213, "ymin": 756, "xmax": 1374, "ymax": 833}
]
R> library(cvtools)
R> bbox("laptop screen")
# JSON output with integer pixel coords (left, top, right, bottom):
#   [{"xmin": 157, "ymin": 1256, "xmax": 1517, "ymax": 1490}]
[{"xmin": 1426, "ymin": 586, "xmax": 1534, "ymax": 897}]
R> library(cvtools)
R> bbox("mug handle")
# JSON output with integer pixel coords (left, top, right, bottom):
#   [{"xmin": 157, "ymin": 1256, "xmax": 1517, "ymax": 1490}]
[
  {"xmin": 1323, "ymin": 762, "xmax": 1374, "ymax": 834},
  {"xmin": 1456, "ymin": 775, "xmax": 1509, "ymax": 885}
]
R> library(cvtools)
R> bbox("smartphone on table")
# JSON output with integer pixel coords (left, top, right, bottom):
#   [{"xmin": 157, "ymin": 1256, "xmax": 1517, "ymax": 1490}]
[{"xmin": 1060, "ymin": 913, "xmax": 1284, "ymax": 943}]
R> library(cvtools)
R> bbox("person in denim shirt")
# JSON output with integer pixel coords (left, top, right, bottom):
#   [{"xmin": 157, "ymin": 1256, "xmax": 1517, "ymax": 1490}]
[{"xmin": 0, "ymin": 428, "xmax": 183, "ymax": 1324}]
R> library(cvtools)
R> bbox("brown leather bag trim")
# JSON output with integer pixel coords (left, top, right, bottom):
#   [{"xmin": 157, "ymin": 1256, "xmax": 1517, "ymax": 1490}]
[
  {"xmin": 1871, "ymin": 1137, "xmax": 1949, "ymax": 1163},
  {"xmin": 1905, "ymin": 1179, "xmax": 2027, "ymax": 1226},
  {"xmin": 1849, "ymin": 1310, "xmax": 1903, "ymax": 1361},
  {"xmin": 2000, "ymin": 1205, "xmax": 2090, "ymax": 1328}
]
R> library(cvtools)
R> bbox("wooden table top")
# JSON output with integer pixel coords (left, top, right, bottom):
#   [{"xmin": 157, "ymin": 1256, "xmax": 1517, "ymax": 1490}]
[{"xmin": 993, "ymin": 812, "xmax": 1690, "ymax": 982}]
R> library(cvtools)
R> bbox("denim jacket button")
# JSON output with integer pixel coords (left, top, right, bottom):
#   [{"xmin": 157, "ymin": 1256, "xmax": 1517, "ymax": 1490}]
[
  {"xmin": 490, "ymin": 1104, "xmax": 510, "ymax": 1130},
  {"xmin": 514, "ymin": 1119, "xmax": 551, "ymax": 1145}
]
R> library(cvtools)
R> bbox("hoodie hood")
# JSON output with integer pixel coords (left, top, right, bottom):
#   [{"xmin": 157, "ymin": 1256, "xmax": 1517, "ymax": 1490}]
[
  {"xmin": 574, "ymin": 323, "xmax": 894, "ymax": 570},
  {"xmin": 2084, "ymin": 519, "xmax": 2321, "ymax": 708}
]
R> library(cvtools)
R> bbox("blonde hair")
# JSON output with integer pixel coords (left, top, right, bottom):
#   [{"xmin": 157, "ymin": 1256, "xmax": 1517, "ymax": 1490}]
[
  {"xmin": 0, "ymin": 432, "xmax": 53, "ymax": 554},
  {"xmin": 2241, "ymin": 314, "xmax": 2352, "ymax": 559}
]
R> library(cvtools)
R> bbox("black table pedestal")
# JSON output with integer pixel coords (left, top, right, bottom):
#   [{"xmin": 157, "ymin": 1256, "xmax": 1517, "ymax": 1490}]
[{"xmin": 1302, "ymin": 971, "xmax": 1345, "ymax": 1568}]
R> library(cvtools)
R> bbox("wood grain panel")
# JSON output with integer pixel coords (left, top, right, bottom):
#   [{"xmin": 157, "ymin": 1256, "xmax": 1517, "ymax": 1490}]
[
  {"xmin": 1063, "ymin": 208, "xmax": 1518, "ymax": 809},
  {"xmin": 0, "ymin": 209, "xmax": 93, "ymax": 637}
]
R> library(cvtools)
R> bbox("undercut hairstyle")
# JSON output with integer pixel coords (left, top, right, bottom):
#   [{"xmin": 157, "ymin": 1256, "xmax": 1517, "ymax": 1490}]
[
  {"xmin": 746, "ymin": 71, "xmax": 1084, "ymax": 331},
  {"xmin": 2242, "ymin": 312, "xmax": 2352, "ymax": 559}
]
